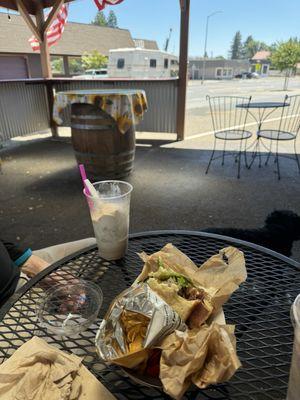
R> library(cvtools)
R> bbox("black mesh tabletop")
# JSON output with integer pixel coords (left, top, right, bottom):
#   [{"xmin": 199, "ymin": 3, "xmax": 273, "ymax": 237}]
[{"xmin": 0, "ymin": 231, "xmax": 299, "ymax": 400}]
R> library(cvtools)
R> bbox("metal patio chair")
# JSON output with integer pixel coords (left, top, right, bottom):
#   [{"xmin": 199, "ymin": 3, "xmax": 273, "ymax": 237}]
[
  {"xmin": 255, "ymin": 95, "xmax": 300, "ymax": 180},
  {"xmin": 205, "ymin": 95, "xmax": 252, "ymax": 178}
]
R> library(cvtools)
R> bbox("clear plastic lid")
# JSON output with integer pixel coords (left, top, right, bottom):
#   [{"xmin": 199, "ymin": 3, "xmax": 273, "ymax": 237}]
[{"xmin": 36, "ymin": 280, "xmax": 103, "ymax": 336}]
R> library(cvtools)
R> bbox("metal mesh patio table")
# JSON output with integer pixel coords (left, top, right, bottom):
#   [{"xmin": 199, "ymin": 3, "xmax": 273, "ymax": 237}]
[{"xmin": 0, "ymin": 231, "xmax": 299, "ymax": 400}]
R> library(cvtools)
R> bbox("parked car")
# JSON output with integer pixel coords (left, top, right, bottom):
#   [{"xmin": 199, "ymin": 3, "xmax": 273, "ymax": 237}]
[
  {"xmin": 234, "ymin": 71, "xmax": 260, "ymax": 79},
  {"xmin": 73, "ymin": 69, "xmax": 108, "ymax": 79},
  {"xmin": 248, "ymin": 72, "xmax": 259, "ymax": 79},
  {"xmin": 234, "ymin": 72, "xmax": 248, "ymax": 79}
]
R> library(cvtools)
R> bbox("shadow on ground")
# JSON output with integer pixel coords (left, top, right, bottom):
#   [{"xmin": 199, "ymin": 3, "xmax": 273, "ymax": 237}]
[{"xmin": 0, "ymin": 137, "xmax": 300, "ymax": 261}]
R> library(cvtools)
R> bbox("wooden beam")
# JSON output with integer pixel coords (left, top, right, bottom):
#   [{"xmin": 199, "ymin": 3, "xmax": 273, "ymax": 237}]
[
  {"xmin": 44, "ymin": 0, "xmax": 65, "ymax": 32},
  {"xmin": 176, "ymin": 0, "xmax": 190, "ymax": 141},
  {"xmin": 45, "ymin": 80, "xmax": 58, "ymax": 138},
  {"xmin": 16, "ymin": 0, "xmax": 42, "ymax": 41},
  {"xmin": 35, "ymin": 5, "xmax": 52, "ymax": 79}
]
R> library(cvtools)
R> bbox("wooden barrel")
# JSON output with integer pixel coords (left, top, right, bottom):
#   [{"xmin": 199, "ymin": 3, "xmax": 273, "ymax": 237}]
[{"xmin": 71, "ymin": 103, "xmax": 135, "ymax": 181}]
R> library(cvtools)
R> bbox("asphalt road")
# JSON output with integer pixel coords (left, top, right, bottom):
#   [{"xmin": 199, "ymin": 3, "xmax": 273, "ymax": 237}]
[
  {"xmin": 187, "ymin": 76, "xmax": 300, "ymax": 111},
  {"xmin": 185, "ymin": 76, "xmax": 300, "ymax": 137}
]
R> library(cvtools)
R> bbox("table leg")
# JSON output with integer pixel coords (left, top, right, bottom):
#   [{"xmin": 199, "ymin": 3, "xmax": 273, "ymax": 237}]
[
  {"xmin": 265, "ymin": 140, "xmax": 273, "ymax": 166},
  {"xmin": 244, "ymin": 138, "xmax": 250, "ymax": 168},
  {"xmin": 237, "ymin": 138, "xmax": 244, "ymax": 179},
  {"xmin": 257, "ymin": 138, "xmax": 262, "ymax": 168},
  {"xmin": 248, "ymin": 138, "xmax": 259, "ymax": 169},
  {"xmin": 222, "ymin": 138, "xmax": 227, "ymax": 166},
  {"xmin": 275, "ymin": 139, "xmax": 281, "ymax": 180}
]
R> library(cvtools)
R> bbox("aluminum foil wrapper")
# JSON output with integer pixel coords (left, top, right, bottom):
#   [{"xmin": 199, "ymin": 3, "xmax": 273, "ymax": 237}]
[{"xmin": 95, "ymin": 283, "xmax": 186, "ymax": 361}]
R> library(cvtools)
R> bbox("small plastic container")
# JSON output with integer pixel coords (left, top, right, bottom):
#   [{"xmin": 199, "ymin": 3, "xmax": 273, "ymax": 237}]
[
  {"xmin": 37, "ymin": 280, "xmax": 103, "ymax": 336},
  {"xmin": 287, "ymin": 294, "xmax": 300, "ymax": 400}
]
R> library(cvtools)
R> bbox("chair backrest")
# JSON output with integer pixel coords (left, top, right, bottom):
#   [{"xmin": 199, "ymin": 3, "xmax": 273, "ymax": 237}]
[
  {"xmin": 207, "ymin": 95, "xmax": 252, "ymax": 134},
  {"xmin": 277, "ymin": 95, "xmax": 300, "ymax": 136}
]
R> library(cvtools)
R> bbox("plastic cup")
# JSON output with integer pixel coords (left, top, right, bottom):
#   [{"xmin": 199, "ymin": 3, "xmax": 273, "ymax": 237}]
[
  {"xmin": 84, "ymin": 180, "xmax": 133, "ymax": 261},
  {"xmin": 287, "ymin": 294, "xmax": 300, "ymax": 400}
]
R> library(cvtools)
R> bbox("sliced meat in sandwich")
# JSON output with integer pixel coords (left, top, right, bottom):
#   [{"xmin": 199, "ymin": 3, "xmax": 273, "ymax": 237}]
[{"xmin": 145, "ymin": 258, "xmax": 213, "ymax": 328}]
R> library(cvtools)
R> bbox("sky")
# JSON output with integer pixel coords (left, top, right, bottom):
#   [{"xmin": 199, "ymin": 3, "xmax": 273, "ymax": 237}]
[
  {"xmin": 1, "ymin": 0, "xmax": 299, "ymax": 57},
  {"xmin": 66, "ymin": 0, "xmax": 300, "ymax": 57}
]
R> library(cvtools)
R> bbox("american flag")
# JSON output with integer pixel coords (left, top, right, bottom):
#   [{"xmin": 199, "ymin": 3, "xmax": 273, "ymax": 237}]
[
  {"xmin": 29, "ymin": 4, "xmax": 68, "ymax": 51},
  {"xmin": 94, "ymin": 0, "xmax": 124, "ymax": 11}
]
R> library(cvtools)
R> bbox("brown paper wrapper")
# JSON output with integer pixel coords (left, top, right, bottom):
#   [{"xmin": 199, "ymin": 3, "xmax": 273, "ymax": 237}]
[
  {"xmin": 135, "ymin": 244, "xmax": 247, "ymax": 399},
  {"xmin": 99, "ymin": 243, "xmax": 247, "ymax": 399},
  {"xmin": 137, "ymin": 243, "xmax": 247, "ymax": 316},
  {"xmin": 159, "ymin": 323, "xmax": 241, "ymax": 399},
  {"xmin": 0, "ymin": 336, "xmax": 116, "ymax": 400}
]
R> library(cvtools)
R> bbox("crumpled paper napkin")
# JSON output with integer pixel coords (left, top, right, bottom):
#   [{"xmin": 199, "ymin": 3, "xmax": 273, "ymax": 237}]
[{"xmin": 0, "ymin": 336, "xmax": 116, "ymax": 400}]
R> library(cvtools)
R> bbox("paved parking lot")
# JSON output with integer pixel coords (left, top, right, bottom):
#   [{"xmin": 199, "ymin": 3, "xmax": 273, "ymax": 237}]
[{"xmin": 186, "ymin": 77, "xmax": 300, "ymax": 137}]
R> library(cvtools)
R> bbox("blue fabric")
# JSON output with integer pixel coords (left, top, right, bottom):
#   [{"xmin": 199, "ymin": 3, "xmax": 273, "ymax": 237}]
[{"xmin": 14, "ymin": 249, "xmax": 32, "ymax": 267}]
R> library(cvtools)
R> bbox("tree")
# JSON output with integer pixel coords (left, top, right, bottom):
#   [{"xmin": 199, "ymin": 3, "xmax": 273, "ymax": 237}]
[
  {"xmin": 269, "ymin": 42, "xmax": 278, "ymax": 52},
  {"xmin": 258, "ymin": 41, "xmax": 270, "ymax": 51},
  {"xmin": 271, "ymin": 39, "xmax": 300, "ymax": 89},
  {"xmin": 92, "ymin": 11, "xmax": 107, "ymax": 26},
  {"xmin": 230, "ymin": 31, "xmax": 243, "ymax": 59},
  {"xmin": 107, "ymin": 10, "xmax": 118, "ymax": 28},
  {"xmin": 81, "ymin": 50, "xmax": 108, "ymax": 70},
  {"xmin": 69, "ymin": 58, "xmax": 84, "ymax": 74},
  {"xmin": 241, "ymin": 36, "xmax": 270, "ymax": 59},
  {"xmin": 242, "ymin": 35, "xmax": 257, "ymax": 59},
  {"xmin": 51, "ymin": 57, "xmax": 63, "ymax": 74}
]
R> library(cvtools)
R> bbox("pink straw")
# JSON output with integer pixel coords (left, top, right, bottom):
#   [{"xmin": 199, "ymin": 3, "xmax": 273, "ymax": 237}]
[{"xmin": 78, "ymin": 164, "xmax": 91, "ymax": 195}]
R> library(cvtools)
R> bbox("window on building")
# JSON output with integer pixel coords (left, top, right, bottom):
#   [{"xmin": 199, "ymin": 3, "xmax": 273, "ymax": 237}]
[
  {"xmin": 164, "ymin": 59, "xmax": 169, "ymax": 69},
  {"xmin": 216, "ymin": 68, "xmax": 222, "ymax": 77},
  {"xmin": 262, "ymin": 65, "xmax": 268, "ymax": 74},
  {"xmin": 68, "ymin": 57, "xmax": 84, "ymax": 75},
  {"xmin": 223, "ymin": 69, "xmax": 228, "ymax": 77},
  {"xmin": 117, "ymin": 58, "xmax": 125, "ymax": 69},
  {"xmin": 95, "ymin": 69, "xmax": 108, "ymax": 75},
  {"xmin": 50, "ymin": 56, "xmax": 64, "ymax": 75},
  {"xmin": 134, "ymin": 39, "xmax": 145, "ymax": 48},
  {"xmin": 227, "ymin": 68, "xmax": 233, "ymax": 77},
  {"xmin": 150, "ymin": 59, "xmax": 157, "ymax": 68}
]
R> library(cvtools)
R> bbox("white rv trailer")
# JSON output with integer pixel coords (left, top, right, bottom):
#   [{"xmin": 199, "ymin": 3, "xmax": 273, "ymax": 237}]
[{"xmin": 108, "ymin": 48, "xmax": 178, "ymax": 79}]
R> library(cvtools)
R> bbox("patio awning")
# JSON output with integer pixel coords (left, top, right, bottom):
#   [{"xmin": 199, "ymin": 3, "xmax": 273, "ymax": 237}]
[{"xmin": 0, "ymin": 0, "xmax": 74, "ymax": 15}]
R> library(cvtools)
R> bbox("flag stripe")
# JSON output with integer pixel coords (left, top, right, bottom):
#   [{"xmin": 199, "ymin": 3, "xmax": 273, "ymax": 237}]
[
  {"xmin": 94, "ymin": 0, "xmax": 124, "ymax": 11},
  {"xmin": 29, "ymin": 4, "xmax": 68, "ymax": 51}
]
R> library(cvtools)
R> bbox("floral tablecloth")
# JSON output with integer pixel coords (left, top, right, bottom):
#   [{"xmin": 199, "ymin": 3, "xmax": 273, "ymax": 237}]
[{"xmin": 53, "ymin": 89, "xmax": 148, "ymax": 134}]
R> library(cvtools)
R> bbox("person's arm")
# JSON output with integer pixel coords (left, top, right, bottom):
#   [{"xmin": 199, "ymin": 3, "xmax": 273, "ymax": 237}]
[
  {"xmin": 0, "ymin": 242, "xmax": 20, "ymax": 305},
  {"xmin": 21, "ymin": 255, "xmax": 50, "ymax": 278},
  {"xmin": 1, "ymin": 239, "xmax": 49, "ymax": 277},
  {"xmin": 1, "ymin": 238, "xmax": 32, "ymax": 267}
]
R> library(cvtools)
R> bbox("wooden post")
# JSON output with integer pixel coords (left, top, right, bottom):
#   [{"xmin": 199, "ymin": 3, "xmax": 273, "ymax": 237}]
[
  {"xmin": 176, "ymin": 0, "xmax": 190, "ymax": 141},
  {"xmin": 43, "ymin": 0, "xmax": 65, "ymax": 32},
  {"xmin": 45, "ymin": 80, "xmax": 58, "ymax": 138},
  {"xmin": 16, "ymin": 0, "xmax": 42, "ymax": 41},
  {"xmin": 16, "ymin": 0, "xmax": 64, "ymax": 137},
  {"xmin": 35, "ymin": 5, "xmax": 52, "ymax": 79}
]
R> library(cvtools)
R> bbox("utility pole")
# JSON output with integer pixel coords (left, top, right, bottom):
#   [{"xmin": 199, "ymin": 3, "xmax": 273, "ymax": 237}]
[{"xmin": 201, "ymin": 10, "xmax": 222, "ymax": 84}]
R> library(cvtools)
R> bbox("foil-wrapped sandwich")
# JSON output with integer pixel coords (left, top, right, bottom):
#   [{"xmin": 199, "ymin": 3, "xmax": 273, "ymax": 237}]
[
  {"xmin": 96, "ymin": 284, "xmax": 186, "ymax": 367},
  {"xmin": 96, "ymin": 244, "xmax": 247, "ymax": 399}
]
